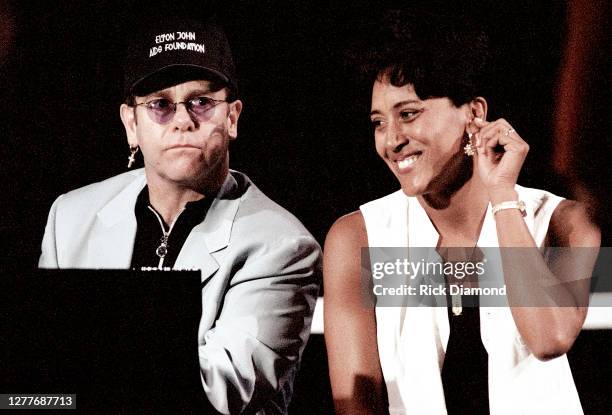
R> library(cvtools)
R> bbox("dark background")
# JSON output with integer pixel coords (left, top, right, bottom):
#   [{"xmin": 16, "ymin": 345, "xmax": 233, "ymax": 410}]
[
  {"xmin": 0, "ymin": 0, "xmax": 610, "ymax": 413},
  {"xmin": 2, "ymin": 0, "xmax": 593, "ymax": 260}
]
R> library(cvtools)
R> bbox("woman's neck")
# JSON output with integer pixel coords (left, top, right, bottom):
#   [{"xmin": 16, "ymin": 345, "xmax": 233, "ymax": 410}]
[{"xmin": 418, "ymin": 176, "xmax": 490, "ymax": 244}]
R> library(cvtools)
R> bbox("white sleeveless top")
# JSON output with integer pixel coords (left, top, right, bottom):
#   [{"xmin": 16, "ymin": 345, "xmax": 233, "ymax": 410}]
[{"xmin": 360, "ymin": 185, "xmax": 583, "ymax": 415}]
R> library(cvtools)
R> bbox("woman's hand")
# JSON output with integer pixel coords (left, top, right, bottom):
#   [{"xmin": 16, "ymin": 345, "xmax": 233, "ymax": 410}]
[{"xmin": 471, "ymin": 117, "xmax": 529, "ymax": 198}]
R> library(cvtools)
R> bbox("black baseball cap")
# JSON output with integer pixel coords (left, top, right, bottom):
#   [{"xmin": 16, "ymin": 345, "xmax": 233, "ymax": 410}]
[{"xmin": 124, "ymin": 17, "xmax": 237, "ymax": 98}]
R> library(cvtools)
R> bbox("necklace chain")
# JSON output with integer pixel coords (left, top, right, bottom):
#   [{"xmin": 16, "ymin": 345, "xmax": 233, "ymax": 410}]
[{"xmin": 147, "ymin": 206, "xmax": 184, "ymax": 269}]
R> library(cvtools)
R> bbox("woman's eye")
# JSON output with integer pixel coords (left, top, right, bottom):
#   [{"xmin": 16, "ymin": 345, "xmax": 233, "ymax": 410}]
[
  {"xmin": 399, "ymin": 110, "xmax": 418, "ymax": 120},
  {"xmin": 371, "ymin": 119, "xmax": 385, "ymax": 129}
]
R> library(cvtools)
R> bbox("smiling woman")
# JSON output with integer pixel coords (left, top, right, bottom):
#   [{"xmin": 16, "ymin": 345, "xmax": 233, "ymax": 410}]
[
  {"xmin": 369, "ymin": 82, "xmax": 485, "ymax": 199},
  {"xmin": 324, "ymin": 8, "xmax": 600, "ymax": 415}
]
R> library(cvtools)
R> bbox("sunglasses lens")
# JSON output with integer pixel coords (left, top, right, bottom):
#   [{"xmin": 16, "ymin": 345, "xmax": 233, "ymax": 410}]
[
  {"xmin": 188, "ymin": 97, "xmax": 217, "ymax": 121},
  {"xmin": 145, "ymin": 99, "xmax": 174, "ymax": 124},
  {"xmin": 141, "ymin": 97, "xmax": 223, "ymax": 124}
]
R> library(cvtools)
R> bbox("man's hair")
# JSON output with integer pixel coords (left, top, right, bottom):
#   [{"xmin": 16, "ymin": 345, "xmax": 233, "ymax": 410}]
[{"xmin": 347, "ymin": 9, "xmax": 489, "ymax": 107}]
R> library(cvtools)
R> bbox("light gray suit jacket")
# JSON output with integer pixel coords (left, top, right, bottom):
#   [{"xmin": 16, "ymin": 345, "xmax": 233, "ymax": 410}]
[{"xmin": 39, "ymin": 169, "xmax": 321, "ymax": 414}]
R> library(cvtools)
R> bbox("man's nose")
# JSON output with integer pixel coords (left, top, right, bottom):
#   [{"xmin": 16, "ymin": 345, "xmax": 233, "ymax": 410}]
[{"xmin": 172, "ymin": 102, "xmax": 196, "ymax": 130}]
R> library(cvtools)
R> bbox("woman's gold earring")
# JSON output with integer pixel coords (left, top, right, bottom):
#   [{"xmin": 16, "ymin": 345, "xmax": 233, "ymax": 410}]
[
  {"xmin": 463, "ymin": 132, "xmax": 475, "ymax": 156},
  {"xmin": 127, "ymin": 146, "xmax": 139, "ymax": 168}
]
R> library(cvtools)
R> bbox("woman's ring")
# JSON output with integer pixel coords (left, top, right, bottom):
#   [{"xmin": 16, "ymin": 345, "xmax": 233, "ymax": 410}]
[{"xmin": 505, "ymin": 128, "xmax": 515, "ymax": 136}]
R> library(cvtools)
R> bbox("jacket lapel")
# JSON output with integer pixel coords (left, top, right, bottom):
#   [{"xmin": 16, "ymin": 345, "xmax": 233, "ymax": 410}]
[
  {"xmin": 175, "ymin": 173, "xmax": 241, "ymax": 284},
  {"xmin": 86, "ymin": 170, "xmax": 241, "ymax": 278},
  {"xmin": 87, "ymin": 173, "xmax": 146, "ymax": 268}
]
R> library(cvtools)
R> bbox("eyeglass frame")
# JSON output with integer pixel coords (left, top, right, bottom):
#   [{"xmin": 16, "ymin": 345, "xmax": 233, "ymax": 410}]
[{"xmin": 131, "ymin": 96, "xmax": 228, "ymax": 125}]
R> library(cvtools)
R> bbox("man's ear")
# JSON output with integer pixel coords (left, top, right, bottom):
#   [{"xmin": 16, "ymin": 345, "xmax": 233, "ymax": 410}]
[
  {"xmin": 120, "ymin": 104, "xmax": 139, "ymax": 147},
  {"xmin": 470, "ymin": 97, "xmax": 488, "ymax": 120},
  {"xmin": 227, "ymin": 100, "xmax": 243, "ymax": 140}
]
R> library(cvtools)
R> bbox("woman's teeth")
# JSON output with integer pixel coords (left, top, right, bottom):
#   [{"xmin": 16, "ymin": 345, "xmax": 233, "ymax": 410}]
[{"xmin": 398, "ymin": 154, "xmax": 419, "ymax": 169}]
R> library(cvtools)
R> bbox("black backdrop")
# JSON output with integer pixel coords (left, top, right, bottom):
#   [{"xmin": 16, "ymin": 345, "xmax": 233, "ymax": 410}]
[
  {"xmin": 1, "ymin": 1, "xmax": 610, "ymax": 413},
  {"xmin": 2, "ymin": 0, "xmax": 589, "ymax": 261}
]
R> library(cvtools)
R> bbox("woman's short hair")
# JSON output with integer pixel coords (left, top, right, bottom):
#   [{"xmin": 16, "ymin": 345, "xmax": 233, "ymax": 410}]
[{"xmin": 348, "ymin": 9, "xmax": 489, "ymax": 107}]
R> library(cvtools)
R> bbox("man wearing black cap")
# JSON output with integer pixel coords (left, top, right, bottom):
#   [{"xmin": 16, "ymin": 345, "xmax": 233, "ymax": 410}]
[{"xmin": 39, "ymin": 17, "xmax": 320, "ymax": 414}]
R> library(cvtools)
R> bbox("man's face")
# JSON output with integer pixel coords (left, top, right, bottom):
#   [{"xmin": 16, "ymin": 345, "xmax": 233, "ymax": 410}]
[{"xmin": 120, "ymin": 80, "xmax": 242, "ymax": 192}]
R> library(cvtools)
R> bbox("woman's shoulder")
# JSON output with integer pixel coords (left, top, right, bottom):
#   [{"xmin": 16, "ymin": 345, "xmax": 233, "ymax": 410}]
[
  {"xmin": 327, "ymin": 190, "xmax": 406, "ymax": 249},
  {"xmin": 360, "ymin": 189, "xmax": 406, "ymax": 211},
  {"xmin": 549, "ymin": 199, "xmax": 601, "ymax": 247},
  {"xmin": 326, "ymin": 211, "xmax": 367, "ymax": 250},
  {"xmin": 515, "ymin": 184, "xmax": 564, "ymax": 209},
  {"xmin": 515, "ymin": 184, "xmax": 600, "ymax": 247}
]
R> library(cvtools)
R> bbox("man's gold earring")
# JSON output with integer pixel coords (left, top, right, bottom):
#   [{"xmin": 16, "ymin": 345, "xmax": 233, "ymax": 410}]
[{"xmin": 127, "ymin": 146, "xmax": 139, "ymax": 168}]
